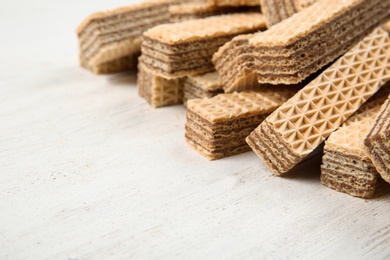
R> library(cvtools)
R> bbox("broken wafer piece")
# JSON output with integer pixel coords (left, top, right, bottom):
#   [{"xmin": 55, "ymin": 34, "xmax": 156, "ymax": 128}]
[
  {"xmin": 260, "ymin": 0, "xmax": 317, "ymax": 27},
  {"xmin": 364, "ymin": 93, "xmax": 390, "ymax": 185},
  {"xmin": 248, "ymin": 0, "xmax": 390, "ymax": 85},
  {"xmin": 138, "ymin": 61, "xmax": 183, "ymax": 108},
  {"xmin": 77, "ymin": 0, "xmax": 181, "ymax": 74},
  {"xmin": 169, "ymin": 2, "xmax": 259, "ymax": 22},
  {"xmin": 186, "ymin": 87, "xmax": 297, "ymax": 160},
  {"xmin": 140, "ymin": 13, "xmax": 267, "ymax": 79},
  {"xmin": 246, "ymin": 27, "xmax": 390, "ymax": 176},
  {"xmin": 321, "ymin": 85, "xmax": 390, "ymax": 198},
  {"xmin": 183, "ymin": 72, "xmax": 223, "ymax": 105}
]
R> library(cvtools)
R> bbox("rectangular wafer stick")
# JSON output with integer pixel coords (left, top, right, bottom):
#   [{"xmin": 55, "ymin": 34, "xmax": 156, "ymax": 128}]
[
  {"xmin": 138, "ymin": 61, "xmax": 183, "ymax": 108},
  {"xmin": 247, "ymin": 0, "xmax": 390, "ymax": 85},
  {"xmin": 186, "ymin": 87, "xmax": 297, "ymax": 160},
  {"xmin": 321, "ymin": 85, "xmax": 390, "ymax": 198},
  {"xmin": 169, "ymin": 2, "xmax": 259, "ymax": 23},
  {"xmin": 246, "ymin": 27, "xmax": 390, "ymax": 176},
  {"xmin": 364, "ymin": 93, "xmax": 390, "ymax": 185},
  {"xmin": 183, "ymin": 72, "xmax": 223, "ymax": 105},
  {"xmin": 77, "ymin": 0, "xmax": 181, "ymax": 74},
  {"xmin": 140, "ymin": 13, "xmax": 267, "ymax": 79},
  {"xmin": 260, "ymin": 0, "xmax": 317, "ymax": 27}
]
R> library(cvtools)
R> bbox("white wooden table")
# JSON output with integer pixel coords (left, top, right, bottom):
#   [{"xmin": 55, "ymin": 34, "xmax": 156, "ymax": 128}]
[{"xmin": 1, "ymin": 1, "xmax": 390, "ymax": 259}]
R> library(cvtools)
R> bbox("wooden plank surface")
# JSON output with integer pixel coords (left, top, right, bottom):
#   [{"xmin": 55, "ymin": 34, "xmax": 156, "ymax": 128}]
[{"xmin": 1, "ymin": 0, "xmax": 390, "ymax": 259}]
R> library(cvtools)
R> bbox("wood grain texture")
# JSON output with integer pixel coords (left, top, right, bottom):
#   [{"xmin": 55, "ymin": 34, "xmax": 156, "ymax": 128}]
[{"xmin": 1, "ymin": 0, "xmax": 390, "ymax": 259}]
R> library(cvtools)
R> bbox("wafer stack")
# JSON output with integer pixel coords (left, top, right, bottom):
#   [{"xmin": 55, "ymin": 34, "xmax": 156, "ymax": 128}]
[
  {"xmin": 138, "ymin": 62, "xmax": 183, "ymax": 108},
  {"xmin": 321, "ymin": 85, "xmax": 390, "ymax": 198},
  {"xmin": 213, "ymin": 33, "xmax": 260, "ymax": 93},
  {"xmin": 260, "ymin": 0, "xmax": 317, "ymax": 27},
  {"xmin": 77, "ymin": 0, "xmax": 183, "ymax": 74},
  {"xmin": 248, "ymin": 0, "xmax": 390, "ymax": 85},
  {"xmin": 183, "ymin": 72, "xmax": 223, "ymax": 105},
  {"xmin": 186, "ymin": 87, "xmax": 297, "ymax": 160},
  {"xmin": 140, "ymin": 13, "xmax": 267, "ymax": 79},
  {"xmin": 169, "ymin": 2, "xmax": 259, "ymax": 22},
  {"xmin": 364, "ymin": 94, "xmax": 390, "ymax": 185},
  {"xmin": 246, "ymin": 28, "xmax": 390, "ymax": 176}
]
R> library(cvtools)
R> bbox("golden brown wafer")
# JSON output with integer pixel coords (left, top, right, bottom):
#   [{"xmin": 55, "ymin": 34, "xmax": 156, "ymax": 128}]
[
  {"xmin": 138, "ymin": 61, "xmax": 183, "ymax": 108},
  {"xmin": 246, "ymin": 28, "xmax": 390, "ymax": 176},
  {"xmin": 141, "ymin": 13, "xmax": 266, "ymax": 79},
  {"xmin": 321, "ymin": 85, "xmax": 390, "ymax": 198},
  {"xmin": 186, "ymin": 87, "xmax": 296, "ymax": 160},
  {"xmin": 183, "ymin": 72, "xmax": 223, "ymax": 105}
]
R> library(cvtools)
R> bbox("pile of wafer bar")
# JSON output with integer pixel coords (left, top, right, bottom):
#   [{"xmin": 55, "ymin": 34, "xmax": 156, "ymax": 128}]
[{"xmin": 77, "ymin": 0, "xmax": 390, "ymax": 199}]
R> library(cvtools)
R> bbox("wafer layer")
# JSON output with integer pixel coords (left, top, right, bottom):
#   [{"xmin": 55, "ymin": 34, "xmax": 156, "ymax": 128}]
[
  {"xmin": 260, "ymin": 0, "xmax": 317, "ymax": 27},
  {"xmin": 246, "ymin": 28, "xmax": 390, "ymax": 176},
  {"xmin": 186, "ymin": 87, "xmax": 296, "ymax": 160},
  {"xmin": 364, "ymin": 93, "xmax": 390, "ymax": 184},
  {"xmin": 321, "ymin": 86, "xmax": 390, "ymax": 198},
  {"xmin": 77, "ymin": 0, "xmax": 179, "ymax": 73},
  {"xmin": 141, "ymin": 13, "xmax": 266, "ymax": 79},
  {"xmin": 169, "ymin": 2, "xmax": 259, "ymax": 22},
  {"xmin": 247, "ymin": 0, "xmax": 390, "ymax": 85},
  {"xmin": 183, "ymin": 72, "xmax": 223, "ymax": 104},
  {"xmin": 138, "ymin": 62, "xmax": 183, "ymax": 108}
]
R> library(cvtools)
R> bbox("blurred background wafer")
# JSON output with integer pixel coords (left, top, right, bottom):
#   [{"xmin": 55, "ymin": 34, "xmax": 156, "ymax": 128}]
[
  {"xmin": 321, "ymin": 84, "xmax": 390, "ymax": 198},
  {"xmin": 246, "ymin": 28, "xmax": 390, "ymax": 176}
]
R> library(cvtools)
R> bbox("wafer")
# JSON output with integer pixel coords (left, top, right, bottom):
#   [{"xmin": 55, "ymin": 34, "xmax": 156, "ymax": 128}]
[
  {"xmin": 169, "ymin": 2, "xmax": 259, "ymax": 22},
  {"xmin": 321, "ymin": 85, "xmax": 390, "ymax": 198},
  {"xmin": 183, "ymin": 72, "xmax": 223, "ymax": 105},
  {"xmin": 138, "ymin": 61, "xmax": 183, "ymax": 108},
  {"xmin": 364, "ymin": 93, "xmax": 390, "ymax": 185},
  {"xmin": 186, "ymin": 87, "xmax": 297, "ymax": 160},
  {"xmin": 140, "ymin": 13, "xmax": 267, "ymax": 79},
  {"xmin": 260, "ymin": 0, "xmax": 317, "ymax": 27},
  {"xmin": 77, "ymin": 0, "xmax": 183, "ymax": 74},
  {"xmin": 246, "ymin": 28, "xmax": 390, "ymax": 176},
  {"xmin": 247, "ymin": 0, "xmax": 390, "ymax": 85}
]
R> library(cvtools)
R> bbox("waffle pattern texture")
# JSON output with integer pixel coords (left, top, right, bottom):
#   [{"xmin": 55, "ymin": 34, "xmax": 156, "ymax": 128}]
[{"xmin": 246, "ymin": 28, "xmax": 390, "ymax": 176}]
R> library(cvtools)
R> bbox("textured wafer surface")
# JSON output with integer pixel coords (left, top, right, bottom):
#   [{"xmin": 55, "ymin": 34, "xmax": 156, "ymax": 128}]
[
  {"xmin": 321, "ymin": 86, "xmax": 390, "ymax": 198},
  {"xmin": 183, "ymin": 72, "xmax": 223, "ymax": 104},
  {"xmin": 138, "ymin": 63, "xmax": 183, "ymax": 108},
  {"xmin": 246, "ymin": 28, "xmax": 390, "ymax": 176},
  {"xmin": 248, "ymin": 0, "xmax": 390, "ymax": 85},
  {"xmin": 144, "ymin": 13, "xmax": 266, "ymax": 44},
  {"xmin": 186, "ymin": 88, "xmax": 296, "ymax": 160},
  {"xmin": 364, "ymin": 93, "xmax": 390, "ymax": 184}
]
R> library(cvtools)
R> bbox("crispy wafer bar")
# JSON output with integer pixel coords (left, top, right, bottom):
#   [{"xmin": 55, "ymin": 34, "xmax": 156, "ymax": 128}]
[
  {"xmin": 141, "ymin": 13, "xmax": 267, "ymax": 79},
  {"xmin": 183, "ymin": 72, "xmax": 223, "ymax": 105},
  {"xmin": 321, "ymin": 85, "xmax": 390, "ymax": 198},
  {"xmin": 186, "ymin": 87, "xmax": 297, "ymax": 160},
  {"xmin": 138, "ymin": 62, "xmax": 183, "ymax": 108},
  {"xmin": 246, "ymin": 28, "xmax": 390, "ymax": 176},
  {"xmin": 364, "ymin": 93, "xmax": 390, "ymax": 185},
  {"xmin": 77, "ymin": 0, "xmax": 183, "ymax": 74},
  {"xmin": 169, "ymin": 2, "xmax": 259, "ymax": 22},
  {"xmin": 260, "ymin": 0, "xmax": 317, "ymax": 27},
  {"xmin": 248, "ymin": 0, "xmax": 390, "ymax": 85}
]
